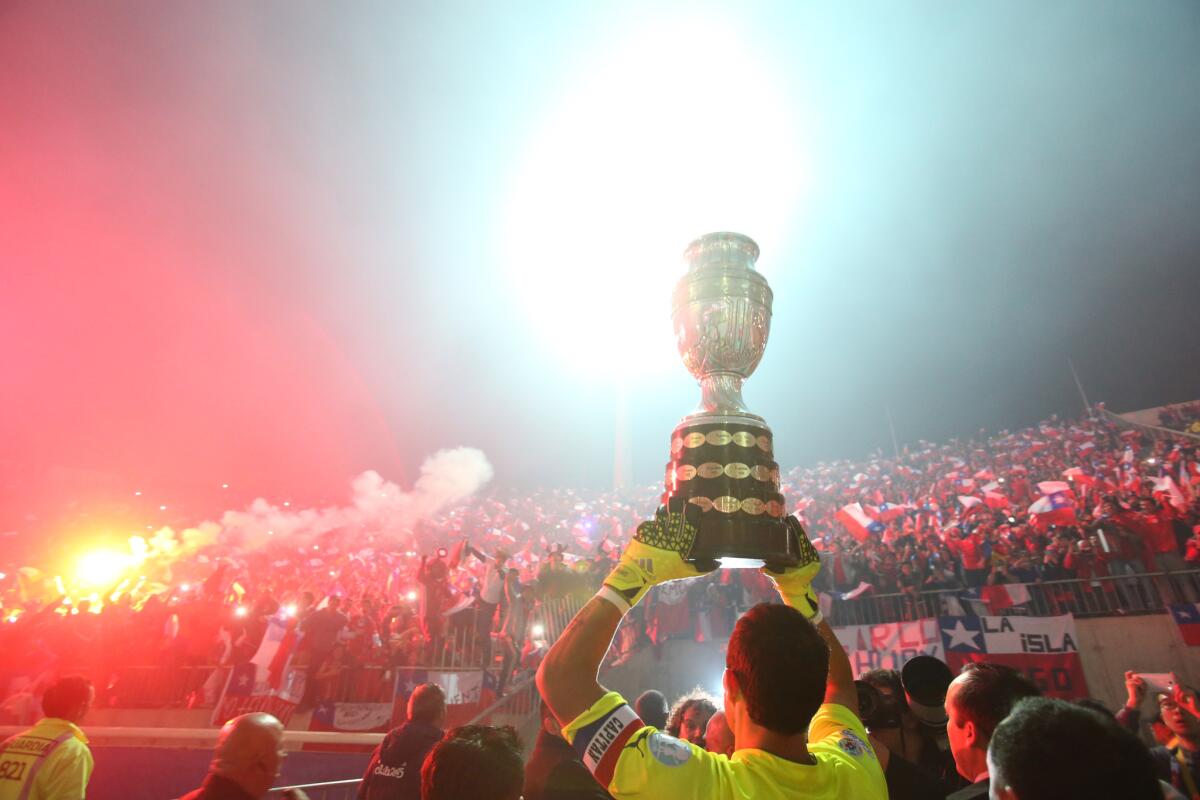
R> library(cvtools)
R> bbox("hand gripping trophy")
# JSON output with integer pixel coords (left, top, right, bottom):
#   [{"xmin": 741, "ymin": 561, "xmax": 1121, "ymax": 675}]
[{"xmin": 664, "ymin": 232, "xmax": 801, "ymax": 570}]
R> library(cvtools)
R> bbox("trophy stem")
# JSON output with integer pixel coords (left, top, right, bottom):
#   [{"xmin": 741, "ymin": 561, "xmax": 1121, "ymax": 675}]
[{"xmin": 697, "ymin": 372, "xmax": 752, "ymax": 416}]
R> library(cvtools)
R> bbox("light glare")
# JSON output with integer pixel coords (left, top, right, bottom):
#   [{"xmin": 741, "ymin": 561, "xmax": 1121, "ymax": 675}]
[{"xmin": 502, "ymin": 18, "xmax": 805, "ymax": 378}]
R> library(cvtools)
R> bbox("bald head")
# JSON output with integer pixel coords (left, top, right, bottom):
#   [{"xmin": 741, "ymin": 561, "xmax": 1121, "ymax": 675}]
[
  {"xmin": 212, "ymin": 713, "xmax": 286, "ymax": 798},
  {"xmin": 705, "ymin": 711, "xmax": 734, "ymax": 757}
]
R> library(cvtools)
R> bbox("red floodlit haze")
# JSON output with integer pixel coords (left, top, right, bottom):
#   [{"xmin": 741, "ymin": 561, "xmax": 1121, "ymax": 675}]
[{"xmin": 0, "ymin": 4, "xmax": 405, "ymax": 534}]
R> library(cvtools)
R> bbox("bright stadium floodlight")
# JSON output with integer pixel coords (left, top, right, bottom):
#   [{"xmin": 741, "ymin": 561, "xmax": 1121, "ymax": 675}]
[{"xmin": 501, "ymin": 16, "xmax": 806, "ymax": 379}]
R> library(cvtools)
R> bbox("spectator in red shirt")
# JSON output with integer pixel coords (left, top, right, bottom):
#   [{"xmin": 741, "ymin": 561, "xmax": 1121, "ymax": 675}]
[{"xmin": 948, "ymin": 529, "xmax": 988, "ymax": 587}]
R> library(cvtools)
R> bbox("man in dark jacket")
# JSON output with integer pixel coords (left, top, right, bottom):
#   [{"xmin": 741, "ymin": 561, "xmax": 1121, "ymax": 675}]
[
  {"xmin": 524, "ymin": 701, "xmax": 612, "ymax": 800},
  {"xmin": 358, "ymin": 683, "xmax": 446, "ymax": 800},
  {"xmin": 944, "ymin": 663, "xmax": 1039, "ymax": 800}
]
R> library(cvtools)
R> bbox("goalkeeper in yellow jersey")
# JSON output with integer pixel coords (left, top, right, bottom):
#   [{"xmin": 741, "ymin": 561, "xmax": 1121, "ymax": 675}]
[{"xmin": 536, "ymin": 499, "xmax": 886, "ymax": 800}]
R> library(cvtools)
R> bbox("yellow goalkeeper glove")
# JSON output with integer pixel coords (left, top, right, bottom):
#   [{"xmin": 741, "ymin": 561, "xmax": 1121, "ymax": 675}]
[
  {"xmin": 762, "ymin": 515, "xmax": 824, "ymax": 624},
  {"xmin": 599, "ymin": 499, "xmax": 714, "ymax": 613}
]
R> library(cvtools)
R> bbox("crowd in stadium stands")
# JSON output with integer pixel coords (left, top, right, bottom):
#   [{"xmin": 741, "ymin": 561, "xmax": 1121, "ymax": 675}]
[
  {"xmin": 1159, "ymin": 402, "xmax": 1200, "ymax": 435},
  {"xmin": 1, "ymin": 407, "xmax": 1199, "ymax": 713}
]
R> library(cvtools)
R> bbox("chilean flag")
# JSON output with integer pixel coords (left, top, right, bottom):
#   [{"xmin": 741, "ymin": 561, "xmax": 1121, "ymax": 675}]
[
  {"xmin": 1152, "ymin": 476, "xmax": 1189, "ymax": 513},
  {"xmin": 1028, "ymin": 492, "xmax": 1077, "ymax": 531},
  {"xmin": 874, "ymin": 502, "xmax": 914, "ymax": 522},
  {"xmin": 836, "ymin": 503, "xmax": 884, "ymax": 543},
  {"xmin": 984, "ymin": 491, "xmax": 1010, "ymax": 510},
  {"xmin": 1061, "ymin": 468, "xmax": 1096, "ymax": 489},
  {"xmin": 1037, "ymin": 481, "xmax": 1074, "ymax": 496},
  {"xmin": 980, "ymin": 583, "xmax": 1032, "ymax": 613},
  {"xmin": 251, "ymin": 615, "xmax": 302, "ymax": 690},
  {"xmin": 1170, "ymin": 604, "xmax": 1200, "ymax": 647}
]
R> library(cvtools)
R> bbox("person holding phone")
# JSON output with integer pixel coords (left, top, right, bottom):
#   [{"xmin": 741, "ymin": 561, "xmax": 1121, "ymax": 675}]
[{"xmin": 1119, "ymin": 670, "xmax": 1200, "ymax": 797}]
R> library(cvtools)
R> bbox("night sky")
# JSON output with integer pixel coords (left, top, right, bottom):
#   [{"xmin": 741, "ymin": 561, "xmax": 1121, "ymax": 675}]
[{"xmin": 2, "ymin": 1, "xmax": 1198, "ymax": 533}]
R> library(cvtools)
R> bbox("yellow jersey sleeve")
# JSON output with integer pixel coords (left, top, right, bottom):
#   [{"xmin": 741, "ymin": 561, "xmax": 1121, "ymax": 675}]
[
  {"xmin": 808, "ymin": 702, "xmax": 872, "ymax": 750},
  {"xmin": 563, "ymin": 691, "xmax": 729, "ymax": 798}
]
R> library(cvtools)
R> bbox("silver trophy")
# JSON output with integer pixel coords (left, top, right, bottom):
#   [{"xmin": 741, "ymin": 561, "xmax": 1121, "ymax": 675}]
[{"xmin": 664, "ymin": 232, "xmax": 799, "ymax": 569}]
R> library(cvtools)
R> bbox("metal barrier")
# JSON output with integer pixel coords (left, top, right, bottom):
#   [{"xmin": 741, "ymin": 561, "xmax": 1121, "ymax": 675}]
[
  {"xmin": 826, "ymin": 570, "xmax": 1200, "ymax": 626},
  {"xmin": 535, "ymin": 594, "xmax": 587, "ymax": 642},
  {"xmin": 270, "ymin": 779, "xmax": 362, "ymax": 800},
  {"xmin": 466, "ymin": 674, "xmax": 542, "ymax": 755}
]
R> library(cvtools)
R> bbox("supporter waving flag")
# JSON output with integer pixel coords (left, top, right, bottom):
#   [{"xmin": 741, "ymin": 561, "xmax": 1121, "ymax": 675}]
[
  {"xmin": 1028, "ymin": 492, "xmax": 1077, "ymax": 531},
  {"xmin": 872, "ymin": 501, "xmax": 913, "ymax": 522},
  {"xmin": 836, "ymin": 503, "xmax": 884, "ymax": 543}
]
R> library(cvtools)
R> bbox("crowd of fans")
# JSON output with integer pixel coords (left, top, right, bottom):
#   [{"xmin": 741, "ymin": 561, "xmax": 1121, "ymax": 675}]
[
  {"xmin": 1159, "ymin": 402, "xmax": 1200, "ymax": 436},
  {"xmin": 1, "ymin": 407, "xmax": 1199, "ymax": 712}
]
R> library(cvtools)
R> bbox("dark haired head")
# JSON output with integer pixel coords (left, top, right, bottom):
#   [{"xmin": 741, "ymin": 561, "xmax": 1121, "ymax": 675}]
[
  {"xmin": 407, "ymin": 683, "xmax": 446, "ymax": 727},
  {"xmin": 634, "ymin": 690, "xmax": 669, "ymax": 731},
  {"xmin": 666, "ymin": 689, "xmax": 718, "ymax": 746},
  {"xmin": 421, "ymin": 725, "xmax": 523, "ymax": 800},
  {"xmin": 42, "ymin": 675, "xmax": 93, "ymax": 722},
  {"xmin": 725, "ymin": 603, "xmax": 828, "ymax": 736},
  {"xmin": 989, "ymin": 697, "xmax": 1160, "ymax": 800},
  {"xmin": 946, "ymin": 662, "xmax": 1039, "ymax": 781},
  {"xmin": 950, "ymin": 662, "xmax": 1040, "ymax": 739}
]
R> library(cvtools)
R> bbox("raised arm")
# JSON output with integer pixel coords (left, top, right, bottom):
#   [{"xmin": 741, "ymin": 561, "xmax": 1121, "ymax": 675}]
[
  {"xmin": 765, "ymin": 517, "xmax": 857, "ymax": 713},
  {"xmin": 816, "ymin": 619, "xmax": 857, "ymax": 713},
  {"xmin": 537, "ymin": 595, "xmax": 625, "ymax": 724},
  {"xmin": 537, "ymin": 501, "xmax": 712, "ymax": 727}
]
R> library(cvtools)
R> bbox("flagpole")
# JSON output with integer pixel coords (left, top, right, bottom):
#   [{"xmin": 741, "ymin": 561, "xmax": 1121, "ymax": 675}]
[
  {"xmin": 1067, "ymin": 357, "xmax": 1092, "ymax": 418},
  {"xmin": 885, "ymin": 405, "xmax": 901, "ymax": 460}
]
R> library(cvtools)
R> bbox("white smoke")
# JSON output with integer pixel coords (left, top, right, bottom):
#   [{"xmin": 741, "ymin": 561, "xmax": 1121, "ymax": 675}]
[{"xmin": 216, "ymin": 447, "xmax": 494, "ymax": 549}]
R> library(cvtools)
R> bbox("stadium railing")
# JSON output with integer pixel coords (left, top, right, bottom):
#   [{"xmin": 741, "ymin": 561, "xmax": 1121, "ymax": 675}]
[
  {"xmin": 826, "ymin": 569, "xmax": 1200, "ymax": 626},
  {"xmin": 45, "ymin": 594, "xmax": 588, "ymax": 710},
  {"xmin": 466, "ymin": 674, "xmax": 542, "ymax": 754},
  {"xmin": 269, "ymin": 779, "xmax": 362, "ymax": 800}
]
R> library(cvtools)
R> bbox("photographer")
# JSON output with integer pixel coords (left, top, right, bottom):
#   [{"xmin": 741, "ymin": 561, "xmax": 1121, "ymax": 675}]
[{"xmin": 859, "ymin": 667, "xmax": 958, "ymax": 800}]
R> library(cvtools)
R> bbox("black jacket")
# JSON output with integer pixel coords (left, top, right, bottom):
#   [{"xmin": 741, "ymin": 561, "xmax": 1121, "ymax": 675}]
[
  {"xmin": 358, "ymin": 721, "xmax": 444, "ymax": 800},
  {"xmin": 524, "ymin": 729, "xmax": 613, "ymax": 800}
]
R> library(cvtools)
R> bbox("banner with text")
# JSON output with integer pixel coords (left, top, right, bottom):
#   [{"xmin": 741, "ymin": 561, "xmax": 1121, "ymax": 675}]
[
  {"xmin": 833, "ymin": 618, "xmax": 945, "ymax": 677},
  {"xmin": 938, "ymin": 614, "xmax": 1088, "ymax": 698},
  {"xmin": 304, "ymin": 701, "xmax": 393, "ymax": 752},
  {"xmin": 392, "ymin": 668, "xmax": 498, "ymax": 728},
  {"xmin": 833, "ymin": 615, "xmax": 1088, "ymax": 699}
]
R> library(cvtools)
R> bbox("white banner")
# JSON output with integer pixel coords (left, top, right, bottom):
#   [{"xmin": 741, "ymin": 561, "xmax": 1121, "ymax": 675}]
[{"xmin": 833, "ymin": 618, "xmax": 945, "ymax": 677}]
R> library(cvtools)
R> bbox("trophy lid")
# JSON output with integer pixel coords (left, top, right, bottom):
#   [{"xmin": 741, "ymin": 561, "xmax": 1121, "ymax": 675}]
[{"xmin": 682, "ymin": 232, "xmax": 761, "ymax": 273}]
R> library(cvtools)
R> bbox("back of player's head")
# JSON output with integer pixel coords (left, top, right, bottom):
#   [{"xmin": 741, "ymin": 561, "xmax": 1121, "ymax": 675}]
[
  {"xmin": 726, "ymin": 603, "xmax": 828, "ymax": 735},
  {"xmin": 408, "ymin": 683, "xmax": 446, "ymax": 726},
  {"xmin": 42, "ymin": 675, "xmax": 93, "ymax": 720},
  {"xmin": 989, "ymin": 697, "xmax": 1160, "ymax": 800},
  {"xmin": 421, "ymin": 725, "xmax": 523, "ymax": 800},
  {"xmin": 634, "ymin": 690, "xmax": 669, "ymax": 730},
  {"xmin": 952, "ymin": 662, "xmax": 1040, "ymax": 739}
]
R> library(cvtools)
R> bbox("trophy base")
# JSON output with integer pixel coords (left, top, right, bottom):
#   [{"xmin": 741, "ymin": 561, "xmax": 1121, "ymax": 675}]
[
  {"xmin": 663, "ymin": 417, "xmax": 799, "ymax": 571},
  {"xmin": 685, "ymin": 514, "xmax": 801, "ymax": 572}
]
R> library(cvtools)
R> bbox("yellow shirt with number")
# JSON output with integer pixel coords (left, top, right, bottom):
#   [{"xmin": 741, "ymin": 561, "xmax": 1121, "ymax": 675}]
[
  {"xmin": 563, "ymin": 691, "xmax": 887, "ymax": 800},
  {"xmin": 0, "ymin": 718, "xmax": 93, "ymax": 800}
]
